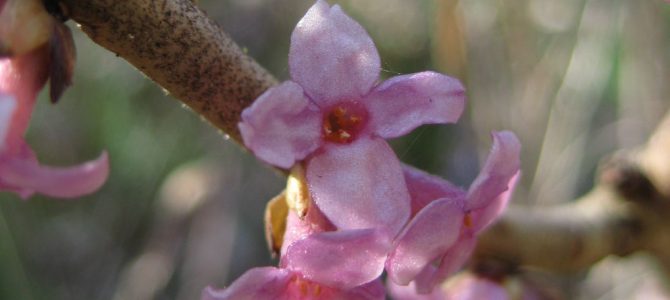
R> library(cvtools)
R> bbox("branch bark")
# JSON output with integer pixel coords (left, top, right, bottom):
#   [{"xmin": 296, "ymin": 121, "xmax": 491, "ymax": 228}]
[
  {"xmin": 475, "ymin": 111, "xmax": 670, "ymax": 285},
  {"xmin": 59, "ymin": 0, "xmax": 277, "ymax": 144},
  {"xmin": 475, "ymin": 189, "xmax": 641, "ymax": 272}
]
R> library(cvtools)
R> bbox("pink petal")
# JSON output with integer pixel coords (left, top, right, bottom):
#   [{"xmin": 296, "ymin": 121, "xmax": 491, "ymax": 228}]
[
  {"xmin": 239, "ymin": 81, "xmax": 322, "ymax": 169},
  {"xmin": 386, "ymin": 281, "xmax": 447, "ymax": 300},
  {"xmin": 338, "ymin": 279, "xmax": 386, "ymax": 300},
  {"xmin": 0, "ymin": 93, "xmax": 16, "ymax": 148},
  {"xmin": 0, "ymin": 50, "xmax": 48, "ymax": 105},
  {"xmin": 306, "ymin": 137, "xmax": 410, "ymax": 235},
  {"xmin": 414, "ymin": 238, "xmax": 476, "ymax": 294},
  {"xmin": 386, "ymin": 198, "xmax": 464, "ymax": 286},
  {"xmin": 285, "ymin": 276, "xmax": 385, "ymax": 300},
  {"xmin": 470, "ymin": 172, "xmax": 519, "ymax": 233},
  {"xmin": 0, "ymin": 49, "xmax": 49, "ymax": 152},
  {"xmin": 280, "ymin": 208, "xmax": 335, "ymax": 256},
  {"xmin": 466, "ymin": 131, "xmax": 521, "ymax": 211},
  {"xmin": 283, "ymin": 228, "xmax": 391, "ymax": 289},
  {"xmin": 0, "ymin": 150, "xmax": 109, "ymax": 199},
  {"xmin": 289, "ymin": 0, "xmax": 380, "ymax": 105},
  {"xmin": 284, "ymin": 276, "xmax": 385, "ymax": 300},
  {"xmin": 202, "ymin": 267, "xmax": 292, "ymax": 300},
  {"xmin": 402, "ymin": 164, "xmax": 466, "ymax": 215},
  {"xmin": 366, "ymin": 72, "xmax": 465, "ymax": 139}
]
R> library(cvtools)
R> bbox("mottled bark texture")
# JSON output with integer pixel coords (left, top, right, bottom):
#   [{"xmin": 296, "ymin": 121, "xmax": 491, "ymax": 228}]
[{"xmin": 59, "ymin": 0, "xmax": 277, "ymax": 144}]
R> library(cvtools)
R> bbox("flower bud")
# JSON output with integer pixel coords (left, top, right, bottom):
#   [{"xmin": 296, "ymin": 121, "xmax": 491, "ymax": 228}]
[{"xmin": 0, "ymin": 0, "xmax": 54, "ymax": 56}]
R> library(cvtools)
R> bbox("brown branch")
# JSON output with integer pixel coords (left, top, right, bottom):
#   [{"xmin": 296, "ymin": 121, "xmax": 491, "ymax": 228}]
[
  {"xmin": 475, "ymin": 112, "xmax": 670, "ymax": 285},
  {"xmin": 59, "ymin": 0, "xmax": 277, "ymax": 144},
  {"xmin": 475, "ymin": 189, "xmax": 641, "ymax": 272}
]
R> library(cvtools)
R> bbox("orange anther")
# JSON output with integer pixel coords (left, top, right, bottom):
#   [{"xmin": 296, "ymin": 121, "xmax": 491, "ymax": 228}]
[
  {"xmin": 463, "ymin": 213, "xmax": 473, "ymax": 228},
  {"xmin": 322, "ymin": 102, "xmax": 367, "ymax": 144}
]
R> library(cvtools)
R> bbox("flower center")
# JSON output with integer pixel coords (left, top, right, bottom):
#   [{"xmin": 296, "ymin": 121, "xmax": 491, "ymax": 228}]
[
  {"xmin": 463, "ymin": 212, "xmax": 473, "ymax": 228},
  {"xmin": 290, "ymin": 276, "xmax": 324, "ymax": 298},
  {"xmin": 322, "ymin": 102, "xmax": 367, "ymax": 144}
]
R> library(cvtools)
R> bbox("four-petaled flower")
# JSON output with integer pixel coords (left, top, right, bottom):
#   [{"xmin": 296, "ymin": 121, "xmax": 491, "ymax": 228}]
[
  {"xmin": 386, "ymin": 132, "xmax": 520, "ymax": 293},
  {"xmin": 239, "ymin": 0, "xmax": 465, "ymax": 238},
  {"xmin": 204, "ymin": 202, "xmax": 389, "ymax": 300},
  {"xmin": 203, "ymin": 266, "xmax": 385, "ymax": 300}
]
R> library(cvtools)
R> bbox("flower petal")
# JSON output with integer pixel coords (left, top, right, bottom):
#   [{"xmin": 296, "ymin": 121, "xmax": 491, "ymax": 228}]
[
  {"xmin": 471, "ymin": 172, "xmax": 519, "ymax": 233},
  {"xmin": 366, "ymin": 71, "xmax": 465, "ymax": 139},
  {"xmin": 414, "ymin": 238, "xmax": 476, "ymax": 294},
  {"xmin": 280, "ymin": 208, "xmax": 334, "ymax": 257},
  {"xmin": 239, "ymin": 81, "xmax": 322, "ymax": 169},
  {"xmin": 283, "ymin": 228, "xmax": 391, "ymax": 289},
  {"xmin": 0, "ymin": 150, "xmax": 109, "ymax": 198},
  {"xmin": 386, "ymin": 280, "xmax": 447, "ymax": 300},
  {"xmin": 306, "ymin": 137, "xmax": 410, "ymax": 235},
  {"xmin": 386, "ymin": 198, "xmax": 464, "ymax": 286},
  {"xmin": 339, "ymin": 279, "xmax": 386, "ymax": 300},
  {"xmin": 0, "ymin": 49, "xmax": 49, "ymax": 152},
  {"xmin": 289, "ymin": 0, "xmax": 380, "ymax": 105},
  {"xmin": 466, "ymin": 131, "xmax": 521, "ymax": 211},
  {"xmin": 402, "ymin": 164, "xmax": 466, "ymax": 215},
  {"xmin": 202, "ymin": 267, "xmax": 291, "ymax": 300}
]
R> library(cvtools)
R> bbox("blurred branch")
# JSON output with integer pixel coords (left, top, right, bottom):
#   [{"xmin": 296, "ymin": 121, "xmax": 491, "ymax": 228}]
[
  {"xmin": 59, "ymin": 0, "xmax": 277, "ymax": 144},
  {"xmin": 475, "ymin": 111, "xmax": 670, "ymax": 287}
]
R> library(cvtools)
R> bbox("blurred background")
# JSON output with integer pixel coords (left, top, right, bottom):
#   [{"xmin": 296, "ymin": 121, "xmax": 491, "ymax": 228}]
[{"xmin": 1, "ymin": 0, "xmax": 670, "ymax": 299}]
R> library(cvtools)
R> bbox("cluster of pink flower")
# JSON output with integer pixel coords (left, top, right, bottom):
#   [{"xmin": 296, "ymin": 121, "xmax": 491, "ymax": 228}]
[
  {"xmin": 204, "ymin": 1, "xmax": 521, "ymax": 299},
  {"xmin": 0, "ymin": 0, "xmax": 108, "ymax": 199},
  {"xmin": 2, "ymin": 0, "xmax": 521, "ymax": 298}
]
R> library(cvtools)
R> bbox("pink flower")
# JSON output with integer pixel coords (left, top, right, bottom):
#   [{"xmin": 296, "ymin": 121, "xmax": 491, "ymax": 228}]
[
  {"xmin": 239, "ymin": 0, "xmax": 465, "ymax": 237},
  {"xmin": 202, "ymin": 267, "xmax": 385, "ymax": 300},
  {"xmin": 386, "ymin": 131, "xmax": 521, "ymax": 293},
  {"xmin": 0, "ymin": 47, "xmax": 108, "ymax": 199},
  {"xmin": 279, "ymin": 209, "xmax": 390, "ymax": 290},
  {"xmin": 204, "ymin": 208, "xmax": 390, "ymax": 299}
]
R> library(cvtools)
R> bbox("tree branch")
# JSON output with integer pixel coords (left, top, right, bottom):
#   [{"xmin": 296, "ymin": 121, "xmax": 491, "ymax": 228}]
[
  {"xmin": 475, "ymin": 189, "xmax": 641, "ymax": 272},
  {"xmin": 59, "ymin": 0, "xmax": 277, "ymax": 144},
  {"xmin": 475, "ymin": 111, "xmax": 670, "ymax": 286}
]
